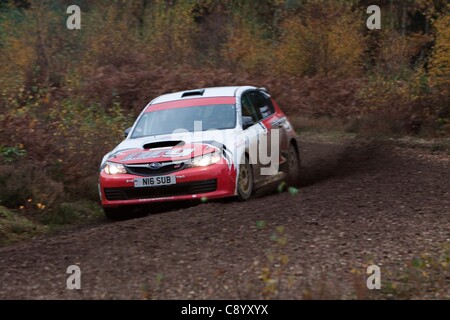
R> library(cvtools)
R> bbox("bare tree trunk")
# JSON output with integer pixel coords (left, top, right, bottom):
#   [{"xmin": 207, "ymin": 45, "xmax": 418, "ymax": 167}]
[
  {"xmin": 35, "ymin": 5, "xmax": 50, "ymax": 88},
  {"xmin": 390, "ymin": 0, "xmax": 395, "ymax": 29},
  {"xmin": 139, "ymin": 0, "xmax": 149, "ymax": 36},
  {"xmin": 401, "ymin": 2, "xmax": 407, "ymax": 37}
]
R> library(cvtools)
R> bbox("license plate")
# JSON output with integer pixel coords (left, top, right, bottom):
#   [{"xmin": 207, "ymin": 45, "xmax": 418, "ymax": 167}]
[{"xmin": 134, "ymin": 175, "xmax": 176, "ymax": 188}]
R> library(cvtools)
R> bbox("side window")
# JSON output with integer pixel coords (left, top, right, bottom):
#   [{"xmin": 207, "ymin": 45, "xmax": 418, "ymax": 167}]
[
  {"xmin": 248, "ymin": 91, "xmax": 275, "ymax": 120},
  {"xmin": 241, "ymin": 93, "xmax": 259, "ymax": 124}
]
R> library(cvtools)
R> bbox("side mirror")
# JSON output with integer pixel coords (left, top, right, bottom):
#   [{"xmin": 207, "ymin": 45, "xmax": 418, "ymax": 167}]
[
  {"xmin": 124, "ymin": 127, "xmax": 132, "ymax": 138},
  {"xmin": 242, "ymin": 116, "xmax": 254, "ymax": 130}
]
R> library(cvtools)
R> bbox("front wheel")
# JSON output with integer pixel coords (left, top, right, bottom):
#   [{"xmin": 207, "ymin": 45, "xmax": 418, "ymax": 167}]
[
  {"xmin": 237, "ymin": 156, "xmax": 254, "ymax": 201},
  {"xmin": 286, "ymin": 143, "xmax": 300, "ymax": 186},
  {"xmin": 104, "ymin": 207, "xmax": 129, "ymax": 221}
]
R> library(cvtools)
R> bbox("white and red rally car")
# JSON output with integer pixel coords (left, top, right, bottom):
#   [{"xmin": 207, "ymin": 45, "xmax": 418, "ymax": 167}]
[{"xmin": 99, "ymin": 86, "xmax": 300, "ymax": 219}]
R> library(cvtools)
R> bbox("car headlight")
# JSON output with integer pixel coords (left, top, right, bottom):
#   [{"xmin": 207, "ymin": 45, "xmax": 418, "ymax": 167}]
[
  {"xmin": 104, "ymin": 161, "xmax": 127, "ymax": 175},
  {"xmin": 191, "ymin": 152, "xmax": 221, "ymax": 167}
]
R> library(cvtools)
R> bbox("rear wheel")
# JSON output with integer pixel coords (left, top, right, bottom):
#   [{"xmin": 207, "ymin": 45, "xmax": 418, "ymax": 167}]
[
  {"xmin": 237, "ymin": 156, "xmax": 254, "ymax": 201},
  {"xmin": 286, "ymin": 143, "xmax": 300, "ymax": 186}
]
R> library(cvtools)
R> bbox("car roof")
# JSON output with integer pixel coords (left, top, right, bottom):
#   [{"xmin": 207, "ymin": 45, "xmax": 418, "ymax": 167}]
[{"xmin": 150, "ymin": 86, "xmax": 256, "ymax": 105}]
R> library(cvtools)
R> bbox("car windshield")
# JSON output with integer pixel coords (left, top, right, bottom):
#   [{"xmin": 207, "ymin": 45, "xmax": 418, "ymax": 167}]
[{"xmin": 131, "ymin": 104, "xmax": 236, "ymax": 138}]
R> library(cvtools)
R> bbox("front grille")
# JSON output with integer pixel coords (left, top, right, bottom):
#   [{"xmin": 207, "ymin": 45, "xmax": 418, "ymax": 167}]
[
  {"xmin": 125, "ymin": 162, "xmax": 187, "ymax": 176},
  {"xmin": 104, "ymin": 179, "xmax": 217, "ymax": 201}
]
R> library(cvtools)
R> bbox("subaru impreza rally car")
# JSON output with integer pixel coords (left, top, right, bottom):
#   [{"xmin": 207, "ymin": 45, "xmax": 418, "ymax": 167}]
[{"xmin": 99, "ymin": 86, "xmax": 300, "ymax": 219}]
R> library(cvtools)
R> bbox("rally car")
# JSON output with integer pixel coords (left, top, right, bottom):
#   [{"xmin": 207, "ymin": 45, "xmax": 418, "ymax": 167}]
[{"xmin": 99, "ymin": 86, "xmax": 301, "ymax": 219}]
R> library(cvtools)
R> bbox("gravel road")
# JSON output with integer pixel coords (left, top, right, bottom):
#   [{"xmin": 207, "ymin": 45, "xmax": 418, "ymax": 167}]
[{"xmin": 0, "ymin": 137, "xmax": 449, "ymax": 299}]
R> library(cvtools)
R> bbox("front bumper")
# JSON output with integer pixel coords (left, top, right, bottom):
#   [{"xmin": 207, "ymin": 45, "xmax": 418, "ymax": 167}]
[{"xmin": 99, "ymin": 163, "xmax": 236, "ymax": 207}]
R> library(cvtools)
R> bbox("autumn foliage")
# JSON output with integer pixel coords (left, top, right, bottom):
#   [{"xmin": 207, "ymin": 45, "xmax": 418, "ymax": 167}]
[{"xmin": 0, "ymin": 0, "xmax": 449, "ymax": 221}]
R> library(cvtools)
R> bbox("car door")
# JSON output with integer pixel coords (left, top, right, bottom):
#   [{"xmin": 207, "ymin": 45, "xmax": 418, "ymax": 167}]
[
  {"xmin": 246, "ymin": 90, "xmax": 283, "ymax": 176},
  {"xmin": 240, "ymin": 92, "xmax": 266, "ymax": 185}
]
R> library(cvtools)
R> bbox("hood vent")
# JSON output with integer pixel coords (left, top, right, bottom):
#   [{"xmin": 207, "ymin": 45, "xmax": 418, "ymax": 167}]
[{"xmin": 143, "ymin": 140, "xmax": 185, "ymax": 150}]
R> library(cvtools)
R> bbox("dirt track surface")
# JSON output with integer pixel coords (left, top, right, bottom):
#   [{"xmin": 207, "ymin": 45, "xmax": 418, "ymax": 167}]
[{"xmin": 0, "ymin": 137, "xmax": 449, "ymax": 299}]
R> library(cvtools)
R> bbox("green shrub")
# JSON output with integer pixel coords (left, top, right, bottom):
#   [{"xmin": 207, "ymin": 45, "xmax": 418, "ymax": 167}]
[
  {"xmin": 0, "ymin": 206, "xmax": 45, "ymax": 245},
  {"xmin": 0, "ymin": 164, "xmax": 63, "ymax": 209},
  {"xmin": 41, "ymin": 200, "xmax": 103, "ymax": 225},
  {"xmin": 0, "ymin": 145, "xmax": 26, "ymax": 164}
]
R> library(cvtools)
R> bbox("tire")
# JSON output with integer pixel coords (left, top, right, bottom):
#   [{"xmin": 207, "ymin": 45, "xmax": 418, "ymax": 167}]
[
  {"xmin": 286, "ymin": 143, "xmax": 300, "ymax": 186},
  {"xmin": 237, "ymin": 156, "xmax": 254, "ymax": 201},
  {"xmin": 104, "ymin": 207, "xmax": 128, "ymax": 221}
]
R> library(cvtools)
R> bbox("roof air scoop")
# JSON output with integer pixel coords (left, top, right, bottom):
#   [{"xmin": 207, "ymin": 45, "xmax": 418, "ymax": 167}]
[{"xmin": 181, "ymin": 89, "xmax": 205, "ymax": 98}]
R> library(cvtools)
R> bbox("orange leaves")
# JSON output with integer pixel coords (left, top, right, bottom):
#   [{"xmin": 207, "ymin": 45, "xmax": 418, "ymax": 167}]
[
  {"xmin": 276, "ymin": 2, "xmax": 364, "ymax": 77},
  {"xmin": 429, "ymin": 8, "xmax": 450, "ymax": 92},
  {"xmin": 222, "ymin": 18, "xmax": 273, "ymax": 74}
]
